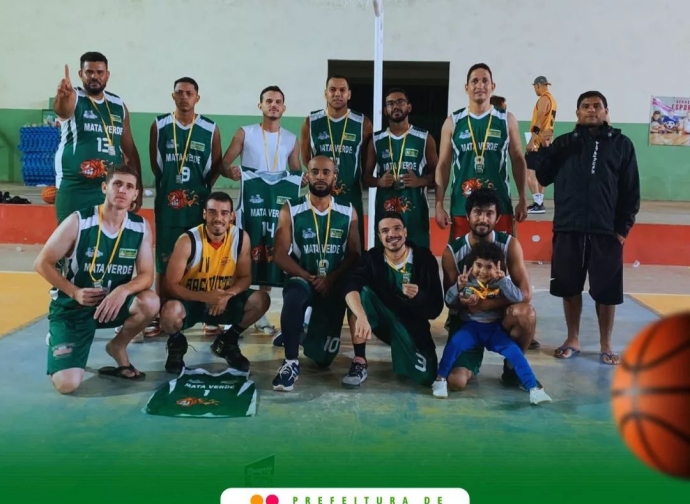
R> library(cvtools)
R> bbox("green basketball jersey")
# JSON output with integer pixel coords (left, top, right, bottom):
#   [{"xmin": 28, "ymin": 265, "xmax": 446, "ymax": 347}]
[
  {"xmin": 450, "ymin": 107, "xmax": 512, "ymax": 217},
  {"xmin": 237, "ymin": 170, "xmax": 302, "ymax": 286},
  {"xmin": 51, "ymin": 205, "xmax": 146, "ymax": 312},
  {"xmin": 308, "ymin": 109, "xmax": 365, "ymax": 204},
  {"xmin": 447, "ymin": 231, "xmax": 512, "ymax": 273},
  {"xmin": 144, "ymin": 367, "xmax": 257, "ymax": 418},
  {"xmin": 55, "ymin": 88, "xmax": 126, "ymax": 192},
  {"xmin": 373, "ymin": 126, "xmax": 430, "ymax": 248},
  {"xmin": 153, "ymin": 113, "xmax": 217, "ymax": 228},
  {"xmin": 288, "ymin": 195, "xmax": 353, "ymax": 276}
]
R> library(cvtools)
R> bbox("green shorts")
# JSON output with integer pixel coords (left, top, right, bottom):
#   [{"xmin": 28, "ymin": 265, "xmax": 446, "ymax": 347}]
[
  {"xmin": 155, "ymin": 225, "xmax": 189, "ymax": 274},
  {"xmin": 46, "ymin": 295, "xmax": 137, "ymax": 374},
  {"xmin": 178, "ymin": 289, "xmax": 255, "ymax": 330},
  {"xmin": 359, "ymin": 287, "xmax": 437, "ymax": 386},
  {"xmin": 447, "ymin": 313, "xmax": 485, "ymax": 375},
  {"xmin": 285, "ymin": 277, "xmax": 347, "ymax": 369}
]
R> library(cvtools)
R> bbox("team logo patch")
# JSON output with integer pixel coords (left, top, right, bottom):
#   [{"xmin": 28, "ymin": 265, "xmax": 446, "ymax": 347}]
[
  {"xmin": 275, "ymin": 195, "xmax": 290, "ymax": 205},
  {"xmin": 85, "ymin": 247, "xmax": 104, "ymax": 258},
  {"xmin": 458, "ymin": 130, "xmax": 471, "ymax": 139},
  {"xmin": 404, "ymin": 148, "xmax": 418, "ymax": 157},
  {"xmin": 302, "ymin": 228, "xmax": 316, "ymax": 240},
  {"xmin": 343, "ymin": 133, "xmax": 357, "ymax": 142},
  {"xmin": 190, "ymin": 141, "xmax": 206, "ymax": 152},
  {"xmin": 250, "ymin": 194, "xmax": 264, "ymax": 204},
  {"xmin": 166, "ymin": 139, "xmax": 176, "ymax": 149},
  {"xmin": 488, "ymin": 128, "xmax": 502, "ymax": 138},
  {"xmin": 119, "ymin": 248, "xmax": 138, "ymax": 259},
  {"xmin": 167, "ymin": 189, "xmax": 199, "ymax": 210},
  {"xmin": 83, "ymin": 110, "xmax": 97, "ymax": 120},
  {"xmin": 329, "ymin": 228, "xmax": 343, "ymax": 239},
  {"xmin": 111, "ymin": 114, "xmax": 122, "ymax": 123}
]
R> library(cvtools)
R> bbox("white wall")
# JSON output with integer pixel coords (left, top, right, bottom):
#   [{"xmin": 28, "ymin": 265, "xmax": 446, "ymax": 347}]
[{"xmin": 1, "ymin": 0, "xmax": 688, "ymax": 123}]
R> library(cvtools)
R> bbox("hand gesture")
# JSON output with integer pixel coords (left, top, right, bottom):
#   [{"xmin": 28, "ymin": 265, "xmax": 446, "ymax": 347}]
[
  {"xmin": 402, "ymin": 283, "xmax": 419, "ymax": 299},
  {"xmin": 465, "ymin": 294, "xmax": 479, "ymax": 306},
  {"xmin": 378, "ymin": 169, "xmax": 394, "ymax": 188},
  {"xmin": 57, "ymin": 64, "xmax": 73, "ymax": 98},
  {"xmin": 207, "ymin": 295, "xmax": 230, "ymax": 316},
  {"xmin": 353, "ymin": 315, "xmax": 372, "ymax": 342},
  {"xmin": 229, "ymin": 165, "xmax": 242, "ymax": 181},
  {"xmin": 435, "ymin": 206, "xmax": 451, "ymax": 229},
  {"xmin": 457, "ymin": 264, "xmax": 470, "ymax": 289},
  {"xmin": 401, "ymin": 168, "xmax": 420, "ymax": 188},
  {"xmin": 206, "ymin": 288, "xmax": 231, "ymax": 306},
  {"xmin": 93, "ymin": 286, "xmax": 129, "ymax": 324},
  {"xmin": 310, "ymin": 276, "xmax": 333, "ymax": 297},
  {"xmin": 492, "ymin": 261, "xmax": 505, "ymax": 281},
  {"xmin": 73, "ymin": 287, "xmax": 106, "ymax": 307}
]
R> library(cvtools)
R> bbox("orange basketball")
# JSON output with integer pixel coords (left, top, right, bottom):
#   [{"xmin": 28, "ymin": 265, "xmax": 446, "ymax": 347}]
[
  {"xmin": 41, "ymin": 186, "xmax": 57, "ymax": 205},
  {"xmin": 611, "ymin": 311, "xmax": 690, "ymax": 480}
]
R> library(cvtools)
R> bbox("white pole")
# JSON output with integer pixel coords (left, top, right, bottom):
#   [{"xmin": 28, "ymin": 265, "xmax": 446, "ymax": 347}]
[{"xmin": 369, "ymin": 0, "xmax": 383, "ymax": 250}]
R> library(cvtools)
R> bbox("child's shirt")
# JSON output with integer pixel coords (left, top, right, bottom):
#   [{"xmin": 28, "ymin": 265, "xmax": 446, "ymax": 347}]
[{"xmin": 445, "ymin": 274, "xmax": 524, "ymax": 323}]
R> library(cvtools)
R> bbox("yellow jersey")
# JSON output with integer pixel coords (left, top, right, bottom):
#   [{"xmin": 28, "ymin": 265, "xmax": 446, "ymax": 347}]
[
  {"xmin": 180, "ymin": 224, "xmax": 243, "ymax": 292},
  {"xmin": 529, "ymin": 91, "xmax": 557, "ymax": 148}
]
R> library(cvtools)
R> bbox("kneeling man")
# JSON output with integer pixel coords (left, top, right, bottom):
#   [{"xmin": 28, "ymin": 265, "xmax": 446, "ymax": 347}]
[
  {"xmin": 35, "ymin": 164, "xmax": 159, "ymax": 394},
  {"xmin": 160, "ymin": 191, "xmax": 270, "ymax": 374},
  {"xmin": 342, "ymin": 211, "xmax": 444, "ymax": 388}
]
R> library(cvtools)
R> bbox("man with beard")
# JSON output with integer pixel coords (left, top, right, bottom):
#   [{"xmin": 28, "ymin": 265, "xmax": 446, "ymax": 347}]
[
  {"xmin": 363, "ymin": 88, "xmax": 438, "ymax": 248},
  {"xmin": 341, "ymin": 211, "xmax": 443, "ymax": 388},
  {"xmin": 221, "ymin": 86, "xmax": 303, "ymax": 336},
  {"xmin": 434, "ymin": 63, "xmax": 529, "ymax": 240},
  {"xmin": 440, "ymin": 187, "xmax": 538, "ymax": 390},
  {"xmin": 271, "ymin": 156, "xmax": 361, "ymax": 391},
  {"xmin": 147, "ymin": 77, "xmax": 222, "ymax": 338},
  {"xmin": 159, "ymin": 192, "xmax": 271, "ymax": 375},
  {"xmin": 53, "ymin": 52, "xmax": 142, "ymax": 223},
  {"xmin": 34, "ymin": 164, "xmax": 159, "ymax": 394},
  {"xmin": 301, "ymin": 75, "xmax": 372, "ymax": 252}
]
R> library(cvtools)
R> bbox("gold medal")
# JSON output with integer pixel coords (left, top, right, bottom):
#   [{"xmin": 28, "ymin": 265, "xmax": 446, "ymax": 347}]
[
  {"xmin": 107, "ymin": 144, "xmax": 116, "ymax": 156},
  {"xmin": 318, "ymin": 260, "xmax": 328, "ymax": 277},
  {"xmin": 310, "ymin": 198, "xmax": 332, "ymax": 278},
  {"xmin": 474, "ymin": 156, "xmax": 485, "ymax": 174},
  {"xmin": 388, "ymin": 126, "xmax": 410, "ymax": 190},
  {"xmin": 402, "ymin": 271, "xmax": 411, "ymax": 284}
]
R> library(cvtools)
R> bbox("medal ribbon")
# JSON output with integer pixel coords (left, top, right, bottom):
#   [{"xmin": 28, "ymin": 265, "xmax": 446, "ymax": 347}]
[
  {"xmin": 310, "ymin": 197, "xmax": 332, "ymax": 268},
  {"xmin": 326, "ymin": 109, "xmax": 349, "ymax": 167},
  {"xmin": 261, "ymin": 124, "xmax": 282, "ymax": 172},
  {"xmin": 88, "ymin": 96, "xmax": 116, "ymax": 151},
  {"xmin": 467, "ymin": 107, "xmax": 494, "ymax": 164},
  {"xmin": 88, "ymin": 204, "xmax": 125, "ymax": 286},
  {"xmin": 387, "ymin": 126, "xmax": 410, "ymax": 180},
  {"xmin": 172, "ymin": 112, "xmax": 196, "ymax": 178}
]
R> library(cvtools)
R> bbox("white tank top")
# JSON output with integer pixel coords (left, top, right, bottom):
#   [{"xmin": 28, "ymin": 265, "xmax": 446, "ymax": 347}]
[{"xmin": 241, "ymin": 123, "xmax": 297, "ymax": 172}]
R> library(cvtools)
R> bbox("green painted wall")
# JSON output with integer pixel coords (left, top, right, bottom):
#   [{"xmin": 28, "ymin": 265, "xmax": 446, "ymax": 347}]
[{"xmin": 1, "ymin": 107, "xmax": 688, "ymax": 200}]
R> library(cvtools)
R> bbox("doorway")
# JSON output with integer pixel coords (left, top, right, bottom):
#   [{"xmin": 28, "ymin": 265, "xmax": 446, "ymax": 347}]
[{"xmin": 327, "ymin": 60, "xmax": 450, "ymax": 154}]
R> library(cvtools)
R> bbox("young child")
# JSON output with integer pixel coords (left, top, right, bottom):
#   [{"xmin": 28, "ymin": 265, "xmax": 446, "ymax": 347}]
[{"xmin": 433, "ymin": 241, "xmax": 552, "ymax": 405}]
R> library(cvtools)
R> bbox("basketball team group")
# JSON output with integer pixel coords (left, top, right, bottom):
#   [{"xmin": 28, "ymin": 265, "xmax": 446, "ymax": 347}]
[{"xmin": 36, "ymin": 51, "xmax": 641, "ymax": 405}]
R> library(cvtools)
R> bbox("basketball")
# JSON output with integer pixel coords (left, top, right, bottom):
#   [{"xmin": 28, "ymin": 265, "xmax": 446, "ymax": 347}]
[
  {"xmin": 611, "ymin": 311, "xmax": 690, "ymax": 480},
  {"xmin": 41, "ymin": 186, "xmax": 57, "ymax": 205}
]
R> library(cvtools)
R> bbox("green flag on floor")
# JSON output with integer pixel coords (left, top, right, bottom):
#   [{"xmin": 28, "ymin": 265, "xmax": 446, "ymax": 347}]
[{"xmin": 144, "ymin": 367, "xmax": 257, "ymax": 418}]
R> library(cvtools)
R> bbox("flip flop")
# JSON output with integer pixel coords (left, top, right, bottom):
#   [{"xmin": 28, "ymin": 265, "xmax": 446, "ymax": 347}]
[
  {"xmin": 600, "ymin": 352, "xmax": 621, "ymax": 365},
  {"xmin": 554, "ymin": 345, "xmax": 580, "ymax": 359},
  {"xmin": 98, "ymin": 364, "xmax": 146, "ymax": 380}
]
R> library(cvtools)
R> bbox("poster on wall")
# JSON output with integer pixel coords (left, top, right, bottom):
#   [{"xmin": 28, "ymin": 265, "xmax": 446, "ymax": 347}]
[{"xmin": 648, "ymin": 96, "xmax": 690, "ymax": 146}]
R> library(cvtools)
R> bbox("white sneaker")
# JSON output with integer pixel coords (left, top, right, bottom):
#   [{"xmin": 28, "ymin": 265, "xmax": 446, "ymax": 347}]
[
  {"xmin": 529, "ymin": 387, "xmax": 552, "ymax": 405},
  {"xmin": 254, "ymin": 314, "xmax": 276, "ymax": 335},
  {"xmin": 432, "ymin": 379, "xmax": 448, "ymax": 398}
]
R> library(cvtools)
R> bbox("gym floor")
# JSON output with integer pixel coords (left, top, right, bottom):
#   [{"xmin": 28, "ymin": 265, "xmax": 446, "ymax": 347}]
[{"xmin": 0, "ymin": 243, "xmax": 688, "ymax": 503}]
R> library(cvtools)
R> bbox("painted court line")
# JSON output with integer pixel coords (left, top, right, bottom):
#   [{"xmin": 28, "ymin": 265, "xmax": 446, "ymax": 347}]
[{"xmin": 0, "ymin": 272, "xmax": 51, "ymax": 338}]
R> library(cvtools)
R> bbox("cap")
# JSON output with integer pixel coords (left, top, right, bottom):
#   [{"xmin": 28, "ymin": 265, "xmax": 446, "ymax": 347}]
[{"xmin": 533, "ymin": 76, "xmax": 551, "ymax": 85}]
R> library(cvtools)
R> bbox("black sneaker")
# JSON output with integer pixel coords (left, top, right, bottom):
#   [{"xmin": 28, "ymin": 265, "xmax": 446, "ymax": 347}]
[
  {"xmin": 342, "ymin": 358, "xmax": 368, "ymax": 388},
  {"xmin": 211, "ymin": 337, "xmax": 250, "ymax": 372},
  {"xmin": 165, "ymin": 333, "xmax": 188, "ymax": 375},
  {"xmin": 527, "ymin": 202, "xmax": 545, "ymax": 214}
]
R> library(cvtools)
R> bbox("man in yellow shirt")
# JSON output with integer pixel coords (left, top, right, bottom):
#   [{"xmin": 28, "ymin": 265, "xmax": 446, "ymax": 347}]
[
  {"xmin": 525, "ymin": 76, "xmax": 557, "ymax": 214},
  {"xmin": 159, "ymin": 192, "xmax": 271, "ymax": 375}
]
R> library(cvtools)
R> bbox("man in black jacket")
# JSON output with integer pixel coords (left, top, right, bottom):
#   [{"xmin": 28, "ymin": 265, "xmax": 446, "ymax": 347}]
[
  {"xmin": 525, "ymin": 91, "xmax": 640, "ymax": 366},
  {"xmin": 342, "ymin": 211, "xmax": 444, "ymax": 388}
]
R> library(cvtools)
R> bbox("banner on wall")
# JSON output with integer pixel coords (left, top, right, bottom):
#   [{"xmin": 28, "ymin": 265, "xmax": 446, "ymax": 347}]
[{"xmin": 648, "ymin": 96, "xmax": 690, "ymax": 146}]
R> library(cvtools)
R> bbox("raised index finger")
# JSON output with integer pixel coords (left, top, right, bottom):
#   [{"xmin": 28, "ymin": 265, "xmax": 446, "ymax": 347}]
[{"xmin": 64, "ymin": 64, "xmax": 71, "ymax": 81}]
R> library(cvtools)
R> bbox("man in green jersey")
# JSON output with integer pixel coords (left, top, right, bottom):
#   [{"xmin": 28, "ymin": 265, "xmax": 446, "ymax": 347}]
[
  {"xmin": 434, "ymin": 63, "xmax": 529, "ymax": 241},
  {"xmin": 53, "ymin": 52, "xmax": 142, "ymax": 224},
  {"xmin": 149, "ymin": 77, "xmax": 222, "ymax": 336},
  {"xmin": 220, "ymin": 86, "xmax": 303, "ymax": 336},
  {"xmin": 300, "ymin": 75, "xmax": 373, "ymax": 252},
  {"xmin": 363, "ymin": 88, "xmax": 437, "ymax": 248},
  {"xmin": 271, "ymin": 156, "xmax": 361, "ymax": 391},
  {"xmin": 34, "ymin": 165, "xmax": 159, "ymax": 395},
  {"xmin": 440, "ymin": 187, "xmax": 539, "ymax": 392}
]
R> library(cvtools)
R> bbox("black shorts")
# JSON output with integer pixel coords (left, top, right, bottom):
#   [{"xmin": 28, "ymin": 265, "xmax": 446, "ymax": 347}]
[{"xmin": 550, "ymin": 232, "xmax": 624, "ymax": 305}]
